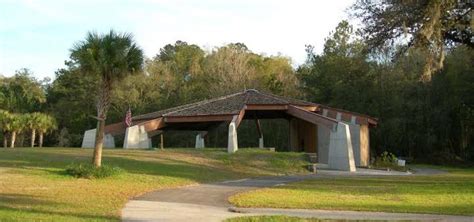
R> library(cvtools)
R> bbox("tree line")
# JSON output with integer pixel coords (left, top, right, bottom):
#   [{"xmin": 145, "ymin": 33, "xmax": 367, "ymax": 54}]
[
  {"xmin": 0, "ymin": 110, "xmax": 56, "ymax": 148},
  {"xmin": 0, "ymin": 0, "xmax": 472, "ymax": 165},
  {"xmin": 0, "ymin": 70, "xmax": 57, "ymax": 148}
]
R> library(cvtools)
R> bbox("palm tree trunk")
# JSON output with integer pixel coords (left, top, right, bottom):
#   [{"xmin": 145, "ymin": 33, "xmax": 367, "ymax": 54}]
[
  {"xmin": 39, "ymin": 132, "xmax": 44, "ymax": 148},
  {"xmin": 10, "ymin": 131, "xmax": 16, "ymax": 148},
  {"xmin": 92, "ymin": 80, "xmax": 111, "ymax": 167},
  {"xmin": 93, "ymin": 118, "xmax": 105, "ymax": 167},
  {"xmin": 31, "ymin": 129, "xmax": 36, "ymax": 147}
]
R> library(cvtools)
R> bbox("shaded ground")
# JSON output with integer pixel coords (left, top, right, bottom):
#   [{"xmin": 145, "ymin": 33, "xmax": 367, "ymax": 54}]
[{"xmin": 0, "ymin": 148, "xmax": 309, "ymax": 221}]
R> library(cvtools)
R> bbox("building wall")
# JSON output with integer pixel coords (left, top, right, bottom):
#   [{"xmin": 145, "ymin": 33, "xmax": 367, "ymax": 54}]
[{"xmin": 289, "ymin": 118, "xmax": 317, "ymax": 153}]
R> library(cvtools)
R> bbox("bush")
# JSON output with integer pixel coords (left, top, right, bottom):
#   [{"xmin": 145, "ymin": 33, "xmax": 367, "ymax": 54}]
[
  {"xmin": 373, "ymin": 151, "xmax": 407, "ymax": 171},
  {"xmin": 65, "ymin": 163, "xmax": 124, "ymax": 179}
]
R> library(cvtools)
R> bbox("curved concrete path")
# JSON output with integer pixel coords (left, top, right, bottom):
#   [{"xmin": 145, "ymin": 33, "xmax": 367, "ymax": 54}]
[{"xmin": 121, "ymin": 168, "xmax": 471, "ymax": 222}]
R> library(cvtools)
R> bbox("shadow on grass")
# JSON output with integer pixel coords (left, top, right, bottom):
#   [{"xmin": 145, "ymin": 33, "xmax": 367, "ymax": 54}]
[
  {"xmin": 0, "ymin": 148, "xmax": 283, "ymax": 183},
  {"xmin": 0, "ymin": 193, "xmax": 116, "ymax": 221}
]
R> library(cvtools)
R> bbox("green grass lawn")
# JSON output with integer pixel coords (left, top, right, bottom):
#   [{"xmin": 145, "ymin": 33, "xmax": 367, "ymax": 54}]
[
  {"xmin": 229, "ymin": 167, "xmax": 474, "ymax": 216},
  {"xmin": 0, "ymin": 147, "xmax": 309, "ymax": 221}
]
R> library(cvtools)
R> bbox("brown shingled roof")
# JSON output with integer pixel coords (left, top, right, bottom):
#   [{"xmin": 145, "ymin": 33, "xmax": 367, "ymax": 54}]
[{"xmin": 133, "ymin": 89, "xmax": 316, "ymax": 121}]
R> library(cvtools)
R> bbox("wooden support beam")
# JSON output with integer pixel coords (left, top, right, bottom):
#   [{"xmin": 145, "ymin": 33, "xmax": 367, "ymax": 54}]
[
  {"xmin": 298, "ymin": 105, "xmax": 318, "ymax": 112},
  {"xmin": 234, "ymin": 108, "xmax": 246, "ymax": 128},
  {"xmin": 104, "ymin": 118, "xmax": 165, "ymax": 136},
  {"xmin": 104, "ymin": 120, "xmax": 148, "ymax": 135},
  {"xmin": 286, "ymin": 105, "xmax": 338, "ymax": 131},
  {"xmin": 104, "ymin": 122, "xmax": 127, "ymax": 135},
  {"xmin": 164, "ymin": 115, "xmax": 234, "ymax": 123},
  {"xmin": 147, "ymin": 130, "xmax": 163, "ymax": 138},
  {"xmin": 140, "ymin": 117, "xmax": 166, "ymax": 132}
]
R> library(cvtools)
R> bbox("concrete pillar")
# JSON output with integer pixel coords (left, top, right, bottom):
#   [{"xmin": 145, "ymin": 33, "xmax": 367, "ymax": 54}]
[
  {"xmin": 348, "ymin": 123, "xmax": 361, "ymax": 166},
  {"xmin": 81, "ymin": 129, "xmax": 115, "ymax": 148},
  {"xmin": 259, "ymin": 137, "xmax": 264, "ymax": 148},
  {"xmin": 123, "ymin": 125, "xmax": 151, "ymax": 149},
  {"xmin": 227, "ymin": 122, "xmax": 238, "ymax": 153},
  {"xmin": 328, "ymin": 122, "xmax": 356, "ymax": 172},
  {"xmin": 195, "ymin": 133, "xmax": 205, "ymax": 148},
  {"xmin": 317, "ymin": 125, "xmax": 330, "ymax": 164}
]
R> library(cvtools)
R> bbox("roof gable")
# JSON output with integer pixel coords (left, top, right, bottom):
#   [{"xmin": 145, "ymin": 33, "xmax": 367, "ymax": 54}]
[{"xmin": 133, "ymin": 89, "xmax": 314, "ymax": 120}]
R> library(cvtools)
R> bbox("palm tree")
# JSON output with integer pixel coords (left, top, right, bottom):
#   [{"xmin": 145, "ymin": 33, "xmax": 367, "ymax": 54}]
[
  {"xmin": 36, "ymin": 113, "xmax": 57, "ymax": 148},
  {"xmin": 24, "ymin": 113, "xmax": 41, "ymax": 147},
  {"xmin": 9, "ymin": 113, "xmax": 26, "ymax": 148},
  {"xmin": 0, "ymin": 110, "xmax": 11, "ymax": 148},
  {"xmin": 70, "ymin": 30, "xmax": 143, "ymax": 167}
]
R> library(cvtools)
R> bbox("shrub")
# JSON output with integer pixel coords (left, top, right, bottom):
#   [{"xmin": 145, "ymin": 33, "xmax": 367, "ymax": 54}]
[
  {"xmin": 65, "ymin": 163, "xmax": 124, "ymax": 179},
  {"xmin": 373, "ymin": 151, "xmax": 407, "ymax": 171}
]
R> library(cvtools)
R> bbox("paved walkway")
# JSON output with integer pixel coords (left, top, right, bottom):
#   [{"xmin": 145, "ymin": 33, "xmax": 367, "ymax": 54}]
[{"xmin": 121, "ymin": 168, "xmax": 469, "ymax": 222}]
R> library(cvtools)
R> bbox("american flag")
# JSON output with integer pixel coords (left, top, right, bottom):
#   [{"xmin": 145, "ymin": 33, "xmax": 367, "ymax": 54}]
[{"xmin": 125, "ymin": 107, "xmax": 132, "ymax": 127}]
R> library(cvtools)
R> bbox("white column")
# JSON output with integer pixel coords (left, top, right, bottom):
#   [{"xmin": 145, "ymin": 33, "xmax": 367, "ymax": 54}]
[
  {"xmin": 259, "ymin": 137, "xmax": 264, "ymax": 148},
  {"xmin": 81, "ymin": 129, "xmax": 115, "ymax": 148},
  {"xmin": 81, "ymin": 129, "xmax": 96, "ymax": 148},
  {"xmin": 124, "ymin": 125, "xmax": 151, "ymax": 149},
  {"xmin": 195, "ymin": 133, "xmax": 205, "ymax": 148},
  {"xmin": 227, "ymin": 121, "xmax": 238, "ymax": 153},
  {"xmin": 328, "ymin": 122, "xmax": 356, "ymax": 172}
]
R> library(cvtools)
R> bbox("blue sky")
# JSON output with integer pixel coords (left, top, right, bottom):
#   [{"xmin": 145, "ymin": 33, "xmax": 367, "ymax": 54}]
[{"xmin": 0, "ymin": 0, "xmax": 353, "ymax": 80}]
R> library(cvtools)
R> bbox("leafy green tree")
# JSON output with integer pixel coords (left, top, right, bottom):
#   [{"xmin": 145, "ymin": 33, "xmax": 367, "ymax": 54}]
[
  {"xmin": 70, "ymin": 30, "xmax": 144, "ymax": 167},
  {"xmin": 146, "ymin": 40, "xmax": 206, "ymax": 106},
  {"xmin": 0, "ymin": 69, "xmax": 46, "ymax": 112},
  {"xmin": 352, "ymin": 0, "xmax": 473, "ymax": 80},
  {"xmin": 46, "ymin": 65, "xmax": 99, "ymax": 146},
  {"xmin": 299, "ymin": 21, "xmax": 375, "ymax": 113}
]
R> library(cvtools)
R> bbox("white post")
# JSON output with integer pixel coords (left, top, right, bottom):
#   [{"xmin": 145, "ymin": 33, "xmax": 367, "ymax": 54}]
[
  {"xmin": 227, "ymin": 120, "xmax": 238, "ymax": 153},
  {"xmin": 195, "ymin": 133, "xmax": 205, "ymax": 148},
  {"xmin": 259, "ymin": 137, "xmax": 264, "ymax": 148}
]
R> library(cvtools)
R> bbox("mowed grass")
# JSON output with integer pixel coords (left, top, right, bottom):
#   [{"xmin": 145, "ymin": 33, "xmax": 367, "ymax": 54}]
[
  {"xmin": 0, "ymin": 147, "xmax": 309, "ymax": 221},
  {"xmin": 229, "ymin": 167, "xmax": 474, "ymax": 215}
]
